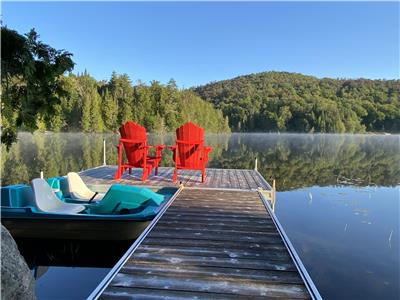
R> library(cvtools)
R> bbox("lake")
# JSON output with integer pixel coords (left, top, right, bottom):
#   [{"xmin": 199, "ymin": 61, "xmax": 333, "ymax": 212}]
[{"xmin": 2, "ymin": 132, "xmax": 399, "ymax": 299}]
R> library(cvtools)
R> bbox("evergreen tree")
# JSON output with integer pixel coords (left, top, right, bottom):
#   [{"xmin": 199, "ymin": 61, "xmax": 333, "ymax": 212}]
[
  {"xmin": 109, "ymin": 72, "xmax": 133, "ymax": 124},
  {"xmin": 101, "ymin": 89, "xmax": 118, "ymax": 131},
  {"xmin": 48, "ymin": 104, "xmax": 64, "ymax": 131},
  {"xmin": 90, "ymin": 87, "xmax": 104, "ymax": 132},
  {"xmin": 81, "ymin": 87, "xmax": 92, "ymax": 132}
]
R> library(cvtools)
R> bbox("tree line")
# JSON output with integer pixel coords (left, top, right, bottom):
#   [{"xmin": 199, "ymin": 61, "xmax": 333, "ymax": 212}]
[
  {"xmin": 194, "ymin": 72, "xmax": 400, "ymax": 133},
  {"xmin": 43, "ymin": 71, "xmax": 230, "ymax": 134},
  {"xmin": 2, "ymin": 26, "xmax": 399, "ymax": 150},
  {"xmin": 0, "ymin": 26, "xmax": 229, "ymax": 147}
]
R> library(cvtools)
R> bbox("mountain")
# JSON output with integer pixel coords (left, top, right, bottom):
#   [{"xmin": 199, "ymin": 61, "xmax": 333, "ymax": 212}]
[{"xmin": 193, "ymin": 71, "xmax": 400, "ymax": 133}]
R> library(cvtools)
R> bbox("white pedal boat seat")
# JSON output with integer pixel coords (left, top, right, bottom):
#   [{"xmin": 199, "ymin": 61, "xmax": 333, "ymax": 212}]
[
  {"xmin": 31, "ymin": 178, "xmax": 85, "ymax": 214},
  {"xmin": 67, "ymin": 172, "xmax": 104, "ymax": 202}
]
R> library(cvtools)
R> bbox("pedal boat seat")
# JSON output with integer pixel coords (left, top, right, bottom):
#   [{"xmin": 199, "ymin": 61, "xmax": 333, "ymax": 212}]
[
  {"xmin": 31, "ymin": 178, "xmax": 85, "ymax": 214},
  {"xmin": 67, "ymin": 172, "xmax": 104, "ymax": 202}
]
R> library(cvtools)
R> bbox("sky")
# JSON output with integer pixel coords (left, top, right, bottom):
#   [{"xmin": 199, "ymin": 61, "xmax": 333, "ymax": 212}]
[{"xmin": 2, "ymin": 1, "xmax": 399, "ymax": 87}]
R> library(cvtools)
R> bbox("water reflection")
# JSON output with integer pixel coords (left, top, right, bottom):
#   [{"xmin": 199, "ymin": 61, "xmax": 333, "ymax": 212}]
[
  {"xmin": 209, "ymin": 133, "xmax": 400, "ymax": 190},
  {"xmin": 276, "ymin": 186, "xmax": 399, "ymax": 299},
  {"xmin": 2, "ymin": 133, "xmax": 399, "ymax": 190},
  {"xmin": 16, "ymin": 238, "xmax": 131, "ymax": 299},
  {"xmin": 2, "ymin": 133, "xmax": 399, "ymax": 299}
]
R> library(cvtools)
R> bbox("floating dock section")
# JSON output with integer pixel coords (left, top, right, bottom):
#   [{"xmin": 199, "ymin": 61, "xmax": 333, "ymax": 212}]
[{"xmin": 82, "ymin": 166, "xmax": 321, "ymax": 299}]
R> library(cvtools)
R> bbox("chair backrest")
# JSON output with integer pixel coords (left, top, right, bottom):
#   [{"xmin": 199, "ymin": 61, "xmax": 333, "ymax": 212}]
[
  {"xmin": 31, "ymin": 178, "xmax": 67, "ymax": 212},
  {"xmin": 175, "ymin": 122, "xmax": 204, "ymax": 168},
  {"xmin": 119, "ymin": 121, "xmax": 148, "ymax": 167},
  {"xmin": 67, "ymin": 172, "xmax": 95, "ymax": 200}
]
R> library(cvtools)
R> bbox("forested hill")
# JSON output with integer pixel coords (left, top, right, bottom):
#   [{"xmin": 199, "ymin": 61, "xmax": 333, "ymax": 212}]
[
  {"xmin": 42, "ymin": 72, "xmax": 230, "ymax": 133},
  {"xmin": 2, "ymin": 24, "xmax": 399, "ymax": 141},
  {"xmin": 1, "ymin": 26, "xmax": 230, "ymax": 147},
  {"xmin": 193, "ymin": 72, "xmax": 400, "ymax": 133}
]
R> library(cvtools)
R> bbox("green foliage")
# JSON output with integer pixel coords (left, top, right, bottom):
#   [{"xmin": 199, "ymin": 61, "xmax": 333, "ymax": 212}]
[
  {"xmin": 3, "ymin": 69, "xmax": 229, "ymax": 134},
  {"xmin": 209, "ymin": 134, "xmax": 400, "ymax": 190},
  {"xmin": 178, "ymin": 90, "xmax": 230, "ymax": 133},
  {"xmin": 79, "ymin": 73, "xmax": 94, "ymax": 132},
  {"xmin": 101, "ymin": 90, "xmax": 118, "ymax": 131},
  {"xmin": 1, "ymin": 27, "xmax": 229, "ymax": 144},
  {"xmin": 48, "ymin": 104, "xmax": 64, "ymax": 131},
  {"xmin": 194, "ymin": 71, "xmax": 400, "ymax": 133},
  {"xmin": 108, "ymin": 72, "xmax": 134, "ymax": 124},
  {"xmin": 90, "ymin": 87, "xmax": 104, "ymax": 132},
  {"xmin": 1, "ymin": 27, "xmax": 74, "ymax": 146},
  {"xmin": 5, "ymin": 26, "xmax": 397, "ymax": 138}
]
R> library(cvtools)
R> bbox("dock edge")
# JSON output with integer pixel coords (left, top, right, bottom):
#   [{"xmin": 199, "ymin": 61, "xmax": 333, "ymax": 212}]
[
  {"xmin": 87, "ymin": 185, "xmax": 184, "ymax": 300},
  {"xmin": 258, "ymin": 190, "xmax": 323, "ymax": 300}
]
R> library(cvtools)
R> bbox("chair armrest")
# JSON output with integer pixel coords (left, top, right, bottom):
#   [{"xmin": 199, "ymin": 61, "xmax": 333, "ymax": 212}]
[
  {"xmin": 120, "ymin": 138, "xmax": 145, "ymax": 144},
  {"xmin": 168, "ymin": 145, "xmax": 177, "ymax": 151},
  {"xmin": 148, "ymin": 144, "xmax": 165, "ymax": 150},
  {"xmin": 204, "ymin": 146, "xmax": 213, "ymax": 153},
  {"xmin": 153, "ymin": 144, "xmax": 165, "ymax": 157},
  {"xmin": 201, "ymin": 146, "xmax": 212, "ymax": 166}
]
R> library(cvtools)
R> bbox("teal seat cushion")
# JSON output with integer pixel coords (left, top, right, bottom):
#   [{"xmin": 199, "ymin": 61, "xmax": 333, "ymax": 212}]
[{"xmin": 89, "ymin": 184, "xmax": 164, "ymax": 214}]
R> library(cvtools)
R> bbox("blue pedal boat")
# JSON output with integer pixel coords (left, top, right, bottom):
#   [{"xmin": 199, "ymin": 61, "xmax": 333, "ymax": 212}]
[{"xmin": 1, "ymin": 178, "xmax": 176, "ymax": 241}]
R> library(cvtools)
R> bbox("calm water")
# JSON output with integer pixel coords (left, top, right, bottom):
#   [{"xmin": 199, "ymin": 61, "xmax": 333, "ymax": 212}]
[{"xmin": 2, "ymin": 132, "xmax": 399, "ymax": 299}]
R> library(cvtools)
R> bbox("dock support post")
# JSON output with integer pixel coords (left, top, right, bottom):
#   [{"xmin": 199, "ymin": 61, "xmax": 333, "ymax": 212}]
[
  {"xmin": 103, "ymin": 139, "xmax": 106, "ymax": 166},
  {"xmin": 40, "ymin": 170, "xmax": 43, "ymax": 179},
  {"xmin": 272, "ymin": 179, "xmax": 276, "ymax": 212},
  {"xmin": 254, "ymin": 158, "xmax": 258, "ymax": 171}
]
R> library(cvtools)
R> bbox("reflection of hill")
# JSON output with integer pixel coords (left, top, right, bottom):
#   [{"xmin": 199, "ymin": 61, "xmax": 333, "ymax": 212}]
[
  {"xmin": 16, "ymin": 238, "xmax": 130, "ymax": 269},
  {"xmin": 209, "ymin": 134, "xmax": 400, "ymax": 191},
  {"xmin": 2, "ymin": 133, "xmax": 398, "ymax": 191}
]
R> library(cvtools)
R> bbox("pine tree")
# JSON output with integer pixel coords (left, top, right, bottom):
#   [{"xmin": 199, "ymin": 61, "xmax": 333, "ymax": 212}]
[
  {"xmin": 48, "ymin": 104, "xmax": 64, "ymax": 131},
  {"xmin": 81, "ymin": 90, "xmax": 91, "ymax": 132},
  {"xmin": 102, "ymin": 89, "xmax": 118, "ymax": 131},
  {"xmin": 109, "ymin": 73, "xmax": 133, "ymax": 124},
  {"xmin": 90, "ymin": 87, "xmax": 104, "ymax": 132}
]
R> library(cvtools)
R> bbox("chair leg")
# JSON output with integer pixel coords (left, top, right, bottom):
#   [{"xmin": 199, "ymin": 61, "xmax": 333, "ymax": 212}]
[
  {"xmin": 201, "ymin": 169, "xmax": 205, "ymax": 183},
  {"xmin": 172, "ymin": 168, "xmax": 177, "ymax": 183},
  {"xmin": 114, "ymin": 163, "xmax": 122, "ymax": 180},
  {"xmin": 141, "ymin": 170, "xmax": 147, "ymax": 182},
  {"xmin": 115, "ymin": 143, "xmax": 123, "ymax": 180},
  {"xmin": 155, "ymin": 166, "xmax": 158, "ymax": 175},
  {"xmin": 129, "ymin": 168, "xmax": 132, "ymax": 175}
]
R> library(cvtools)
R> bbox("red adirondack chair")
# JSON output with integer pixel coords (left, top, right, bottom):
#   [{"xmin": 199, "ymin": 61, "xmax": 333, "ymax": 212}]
[
  {"xmin": 169, "ymin": 122, "xmax": 212, "ymax": 183},
  {"xmin": 114, "ymin": 121, "xmax": 164, "ymax": 181}
]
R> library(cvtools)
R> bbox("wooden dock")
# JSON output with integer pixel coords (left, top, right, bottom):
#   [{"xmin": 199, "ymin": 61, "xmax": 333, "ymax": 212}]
[
  {"xmin": 80, "ymin": 166, "xmax": 271, "ymax": 190},
  {"xmin": 84, "ymin": 166, "xmax": 320, "ymax": 299}
]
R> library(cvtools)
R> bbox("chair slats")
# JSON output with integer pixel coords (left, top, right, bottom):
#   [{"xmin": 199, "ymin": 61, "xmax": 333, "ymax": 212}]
[
  {"xmin": 114, "ymin": 121, "xmax": 164, "ymax": 181},
  {"xmin": 170, "ymin": 122, "xmax": 212, "ymax": 183}
]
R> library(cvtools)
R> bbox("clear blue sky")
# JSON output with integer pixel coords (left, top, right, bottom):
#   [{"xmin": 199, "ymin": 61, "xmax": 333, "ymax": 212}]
[{"xmin": 3, "ymin": 1, "xmax": 399, "ymax": 87}]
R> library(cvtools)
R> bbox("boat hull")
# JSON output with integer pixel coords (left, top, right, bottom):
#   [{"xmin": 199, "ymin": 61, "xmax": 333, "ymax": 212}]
[{"xmin": 2, "ymin": 217, "xmax": 149, "ymax": 241}]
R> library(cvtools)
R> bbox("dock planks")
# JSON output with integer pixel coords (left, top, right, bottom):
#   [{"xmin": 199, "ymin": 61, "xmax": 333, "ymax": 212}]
[
  {"xmin": 97, "ymin": 189, "xmax": 311, "ymax": 299},
  {"xmin": 79, "ymin": 166, "xmax": 270, "ymax": 190}
]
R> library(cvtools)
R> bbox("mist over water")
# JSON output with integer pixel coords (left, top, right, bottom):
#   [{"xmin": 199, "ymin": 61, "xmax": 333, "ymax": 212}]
[
  {"xmin": 2, "ymin": 132, "xmax": 399, "ymax": 299},
  {"xmin": 2, "ymin": 132, "xmax": 399, "ymax": 189}
]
